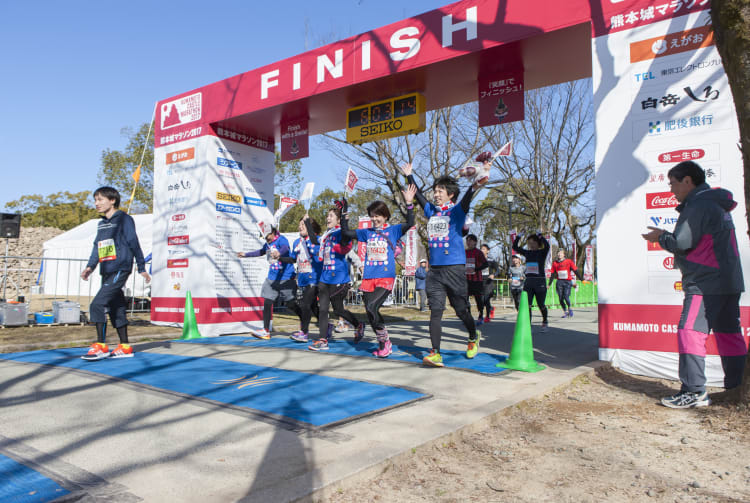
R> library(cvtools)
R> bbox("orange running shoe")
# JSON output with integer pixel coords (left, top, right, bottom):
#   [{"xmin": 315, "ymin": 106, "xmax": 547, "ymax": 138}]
[
  {"xmin": 81, "ymin": 342, "xmax": 110, "ymax": 361},
  {"xmin": 111, "ymin": 343, "xmax": 134, "ymax": 358}
]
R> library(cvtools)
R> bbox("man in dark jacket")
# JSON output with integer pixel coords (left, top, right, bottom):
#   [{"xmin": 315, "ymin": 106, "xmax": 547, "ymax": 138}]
[
  {"xmin": 415, "ymin": 259, "xmax": 428, "ymax": 311},
  {"xmin": 643, "ymin": 161, "xmax": 746, "ymax": 408},
  {"xmin": 81, "ymin": 187, "xmax": 150, "ymax": 360}
]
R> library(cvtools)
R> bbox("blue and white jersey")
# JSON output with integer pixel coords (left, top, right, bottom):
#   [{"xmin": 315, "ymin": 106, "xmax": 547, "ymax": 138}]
[{"xmin": 423, "ymin": 201, "xmax": 467, "ymax": 266}]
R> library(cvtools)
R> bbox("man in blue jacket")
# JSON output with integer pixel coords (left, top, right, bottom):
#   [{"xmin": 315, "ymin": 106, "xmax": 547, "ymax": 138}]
[
  {"xmin": 643, "ymin": 161, "xmax": 747, "ymax": 408},
  {"xmin": 81, "ymin": 187, "xmax": 150, "ymax": 360},
  {"xmin": 415, "ymin": 259, "xmax": 428, "ymax": 311}
]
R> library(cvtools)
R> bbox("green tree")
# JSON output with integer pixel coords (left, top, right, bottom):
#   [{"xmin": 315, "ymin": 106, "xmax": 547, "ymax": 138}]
[
  {"xmin": 99, "ymin": 122, "xmax": 154, "ymax": 213},
  {"xmin": 4, "ymin": 191, "xmax": 99, "ymax": 230}
]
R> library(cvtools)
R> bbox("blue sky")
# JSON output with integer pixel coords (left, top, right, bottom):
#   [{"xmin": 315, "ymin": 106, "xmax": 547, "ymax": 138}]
[{"xmin": 0, "ymin": 0, "xmax": 449, "ymax": 211}]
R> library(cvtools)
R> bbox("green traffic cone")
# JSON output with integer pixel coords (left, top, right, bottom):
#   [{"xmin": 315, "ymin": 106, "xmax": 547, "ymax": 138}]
[
  {"xmin": 180, "ymin": 290, "xmax": 202, "ymax": 340},
  {"xmin": 496, "ymin": 290, "xmax": 545, "ymax": 372}
]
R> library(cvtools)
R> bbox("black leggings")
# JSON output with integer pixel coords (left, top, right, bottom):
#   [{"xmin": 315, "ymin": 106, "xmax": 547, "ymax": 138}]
[
  {"xmin": 286, "ymin": 284, "xmax": 319, "ymax": 333},
  {"xmin": 317, "ymin": 282, "xmax": 359, "ymax": 339},
  {"xmin": 525, "ymin": 281, "xmax": 548, "ymax": 323},
  {"xmin": 470, "ymin": 293, "xmax": 484, "ymax": 318},
  {"xmin": 364, "ymin": 287, "xmax": 391, "ymax": 332}
]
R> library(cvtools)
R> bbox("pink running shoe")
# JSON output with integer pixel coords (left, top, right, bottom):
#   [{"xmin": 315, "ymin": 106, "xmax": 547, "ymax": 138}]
[{"xmin": 372, "ymin": 340, "xmax": 393, "ymax": 358}]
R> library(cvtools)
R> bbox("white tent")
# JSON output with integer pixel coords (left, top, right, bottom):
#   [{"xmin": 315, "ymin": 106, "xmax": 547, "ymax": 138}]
[{"xmin": 41, "ymin": 214, "xmax": 153, "ymax": 297}]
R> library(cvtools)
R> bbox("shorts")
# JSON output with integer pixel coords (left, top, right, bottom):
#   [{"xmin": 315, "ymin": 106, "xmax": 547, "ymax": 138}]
[
  {"xmin": 426, "ymin": 264, "xmax": 468, "ymax": 311},
  {"xmin": 467, "ymin": 280, "xmax": 484, "ymax": 296},
  {"xmin": 260, "ymin": 278, "xmax": 297, "ymax": 303}
]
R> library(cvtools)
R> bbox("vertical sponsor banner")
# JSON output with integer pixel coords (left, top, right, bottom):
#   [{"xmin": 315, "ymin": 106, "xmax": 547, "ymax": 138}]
[
  {"xmin": 478, "ymin": 69, "xmax": 524, "ymax": 127},
  {"xmin": 280, "ymin": 118, "xmax": 309, "ymax": 162},
  {"xmin": 592, "ymin": 8, "xmax": 749, "ymax": 385},
  {"xmin": 404, "ymin": 227, "xmax": 418, "ymax": 276},
  {"xmin": 357, "ymin": 217, "xmax": 372, "ymax": 263},
  {"xmin": 345, "ymin": 167, "xmax": 359, "ymax": 195},
  {"xmin": 152, "ymin": 120, "xmax": 276, "ymax": 336},
  {"xmin": 583, "ymin": 245, "xmax": 594, "ymax": 282}
]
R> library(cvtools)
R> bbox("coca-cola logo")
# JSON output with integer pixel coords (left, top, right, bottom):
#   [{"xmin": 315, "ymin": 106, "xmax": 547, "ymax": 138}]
[
  {"xmin": 663, "ymin": 257, "xmax": 674, "ymax": 269},
  {"xmin": 171, "ymin": 213, "xmax": 186, "ymax": 221},
  {"xmin": 646, "ymin": 191, "xmax": 678, "ymax": 209}
]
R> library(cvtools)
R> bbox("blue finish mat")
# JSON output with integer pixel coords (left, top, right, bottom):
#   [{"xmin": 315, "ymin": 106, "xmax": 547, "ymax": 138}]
[
  {"xmin": 0, "ymin": 349, "xmax": 426, "ymax": 427},
  {"xmin": 0, "ymin": 454, "xmax": 69, "ymax": 503},
  {"xmin": 178, "ymin": 335, "xmax": 508, "ymax": 374}
]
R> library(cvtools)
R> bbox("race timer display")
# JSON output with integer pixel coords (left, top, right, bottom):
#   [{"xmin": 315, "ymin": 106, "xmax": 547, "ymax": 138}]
[{"xmin": 346, "ymin": 93, "xmax": 425, "ymax": 144}]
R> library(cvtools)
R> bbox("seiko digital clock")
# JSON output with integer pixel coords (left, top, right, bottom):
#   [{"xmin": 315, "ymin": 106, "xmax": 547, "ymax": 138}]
[{"xmin": 346, "ymin": 93, "xmax": 426, "ymax": 144}]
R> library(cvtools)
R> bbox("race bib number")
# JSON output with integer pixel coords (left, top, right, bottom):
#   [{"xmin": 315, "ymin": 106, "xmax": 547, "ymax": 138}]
[
  {"xmin": 511, "ymin": 278, "xmax": 522, "ymax": 287},
  {"xmin": 367, "ymin": 239, "xmax": 388, "ymax": 262},
  {"xmin": 427, "ymin": 215, "xmax": 450, "ymax": 239},
  {"xmin": 465, "ymin": 258, "xmax": 476, "ymax": 275},
  {"xmin": 526, "ymin": 261, "xmax": 539, "ymax": 275},
  {"xmin": 323, "ymin": 245, "xmax": 334, "ymax": 266},
  {"xmin": 98, "ymin": 239, "xmax": 116, "ymax": 262},
  {"xmin": 557, "ymin": 270, "xmax": 569, "ymax": 280},
  {"xmin": 297, "ymin": 258, "xmax": 312, "ymax": 274}
]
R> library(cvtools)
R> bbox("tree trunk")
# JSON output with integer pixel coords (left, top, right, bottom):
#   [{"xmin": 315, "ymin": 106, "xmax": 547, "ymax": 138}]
[{"xmin": 710, "ymin": 0, "xmax": 750, "ymax": 404}]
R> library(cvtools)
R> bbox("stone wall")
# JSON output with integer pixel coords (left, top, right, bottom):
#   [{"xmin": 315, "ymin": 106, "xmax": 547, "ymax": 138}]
[{"xmin": 1, "ymin": 227, "xmax": 64, "ymax": 300}]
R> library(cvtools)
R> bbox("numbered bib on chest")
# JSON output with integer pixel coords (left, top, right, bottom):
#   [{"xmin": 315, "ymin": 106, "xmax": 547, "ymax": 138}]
[
  {"xmin": 526, "ymin": 262, "xmax": 539, "ymax": 275},
  {"xmin": 465, "ymin": 257, "xmax": 476, "ymax": 275},
  {"xmin": 297, "ymin": 258, "xmax": 312, "ymax": 274},
  {"xmin": 427, "ymin": 215, "xmax": 450, "ymax": 239},
  {"xmin": 511, "ymin": 278, "xmax": 522, "ymax": 287},
  {"xmin": 98, "ymin": 239, "xmax": 116, "ymax": 262},
  {"xmin": 367, "ymin": 239, "xmax": 389, "ymax": 262},
  {"xmin": 557, "ymin": 269, "xmax": 569, "ymax": 280}
]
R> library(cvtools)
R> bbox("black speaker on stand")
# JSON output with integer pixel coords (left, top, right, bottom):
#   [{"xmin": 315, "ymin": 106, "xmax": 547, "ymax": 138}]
[
  {"xmin": 1, "ymin": 213, "xmax": 21, "ymax": 302},
  {"xmin": 1, "ymin": 213, "xmax": 21, "ymax": 239}
]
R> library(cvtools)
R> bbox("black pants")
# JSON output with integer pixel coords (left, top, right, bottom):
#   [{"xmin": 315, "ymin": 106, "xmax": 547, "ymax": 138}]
[
  {"xmin": 426, "ymin": 265, "xmax": 476, "ymax": 351},
  {"xmin": 286, "ymin": 284, "xmax": 319, "ymax": 333},
  {"xmin": 317, "ymin": 282, "xmax": 359, "ymax": 339},
  {"xmin": 510, "ymin": 288, "xmax": 523, "ymax": 311},
  {"xmin": 556, "ymin": 281, "xmax": 572, "ymax": 312},
  {"xmin": 89, "ymin": 271, "xmax": 131, "ymax": 328},
  {"xmin": 524, "ymin": 279, "xmax": 548, "ymax": 323},
  {"xmin": 364, "ymin": 287, "xmax": 391, "ymax": 332}
]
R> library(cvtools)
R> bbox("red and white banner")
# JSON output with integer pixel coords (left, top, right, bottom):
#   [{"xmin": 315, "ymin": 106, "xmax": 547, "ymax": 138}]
[
  {"xmin": 345, "ymin": 167, "xmax": 359, "ymax": 195},
  {"xmin": 280, "ymin": 118, "xmax": 309, "ymax": 162},
  {"xmin": 404, "ymin": 227, "xmax": 418, "ymax": 276},
  {"xmin": 478, "ymin": 70, "xmax": 524, "ymax": 127},
  {"xmin": 583, "ymin": 245, "xmax": 594, "ymax": 281}
]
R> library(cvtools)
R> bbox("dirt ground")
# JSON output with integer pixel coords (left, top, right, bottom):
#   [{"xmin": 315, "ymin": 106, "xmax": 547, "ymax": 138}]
[{"xmin": 328, "ymin": 365, "xmax": 750, "ymax": 503}]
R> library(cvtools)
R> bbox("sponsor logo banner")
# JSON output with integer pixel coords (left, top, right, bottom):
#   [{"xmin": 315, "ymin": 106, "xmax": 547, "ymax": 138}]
[
  {"xmin": 216, "ymin": 191, "xmax": 242, "ymax": 204},
  {"xmin": 168, "ymin": 235, "xmax": 189, "ymax": 246},
  {"xmin": 280, "ymin": 118, "xmax": 309, "ymax": 162},
  {"xmin": 645, "ymin": 191, "xmax": 678, "ymax": 209},
  {"xmin": 630, "ymin": 26, "xmax": 713, "ymax": 64},
  {"xmin": 151, "ymin": 296, "xmax": 265, "ymax": 323},
  {"xmin": 478, "ymin": 69, "xmax": 524, "ymax": 127},
  {"xmin": 244, "ymin": 197, "xmax": 267, "ymax": 207},
  {"xmin": 216, "ymin": 203, "xmax": 241, "ymax": 214},
  {"xmin": 167, "ymin": 258, "xmax": 189, "ymax": 268},
  {"xmin": 217, "ymin": 157, "xmax": 242, "ymax": 170},
  {"xmin": 166, "ymin": 147, "xmax": 195, "ymax": 165},
  {"xmin": 161, "ymin": 92, "xmax": 202, "ymax": 130}
]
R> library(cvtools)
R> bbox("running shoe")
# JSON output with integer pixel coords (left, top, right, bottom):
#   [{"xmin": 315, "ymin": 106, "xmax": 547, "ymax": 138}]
[
  {"xmin": 308, "ymin": 338, "xmax": 330, "ymax": 351},
  {"xmin": 661, "ymin": 390, "xmax": 710, "ymax": 409},
  {"xmin": 81, "ymin": 342, "xmax": 110, "ymax": 361},
  {"xmin": 562, "ymin": 312, "xmax": 569, "ymax": 318},
  {"xmin": 568, "ymin": 309, "xmax": 574, "ymax": 318},
  {"xmin": 372, "ymin": 340, "xmax": 393, "ymax": 358},
  {"xmin": 110, "ymin": 343, "xmax": 134, "ymax": 358},
  {"xmin": 475, "ymin": 317, "xmax": 484, "ymax": 326},
  {"xmin": 466, "ymin": 336, "xmax": 480, "ymax": 359},
  {"xmin": 251, "ymin": 328, "xmax": 271, "ymax": 340},
  {"xmin": 541, "ymin": 321, "xmax": 548, "ymax": 333},
  {"xmin": 483, "ymin": 317, "xmax": 491, "ymax": 323},
  {"xmin": 290, "ymin": 331, "xmax": 308, "ymax": 343},
  {"xmin": 334, "ymin": 320, "xmax": 348, "ymax": 333},
  {"xmin": 422, "ymin": 350, "xmax": 444, "ymax": 367},
  {"xmin": 490, "ymin": 307, "xmax": 495, "ymax": 319},
  {"xmin": 353, "ymin": 322, "xmax": 365, "ymax": 344}
]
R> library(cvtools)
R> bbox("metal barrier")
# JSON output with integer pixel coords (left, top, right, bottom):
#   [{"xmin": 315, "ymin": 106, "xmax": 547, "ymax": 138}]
[{"xmin": 1, "ymin": 254, "xmax": 152, "ymax": 318}]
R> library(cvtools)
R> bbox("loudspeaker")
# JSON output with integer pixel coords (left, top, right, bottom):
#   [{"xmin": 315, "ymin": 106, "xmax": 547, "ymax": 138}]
[{"xmin": 0, "ymin": 213, "xmax": 21, "ymax": 239}]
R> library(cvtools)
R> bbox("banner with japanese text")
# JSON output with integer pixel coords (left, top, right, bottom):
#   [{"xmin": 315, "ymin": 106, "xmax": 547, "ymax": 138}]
[
  {"xmin": 151, "ymin": 124, "xmax": 276, "ymax": 336},
  {"xmin": 478, "ymin": 69, "xmax": 524, "ymax": 127},
  {"xmin": 592, "ymin": 7, "xmax": 750, "ymax": 385}
]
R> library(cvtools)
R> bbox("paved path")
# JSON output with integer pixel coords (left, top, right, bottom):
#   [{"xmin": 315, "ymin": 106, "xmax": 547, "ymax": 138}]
[{"xmin": 0, "ymin": 307, "xmax": 600, "ymax": 502}]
